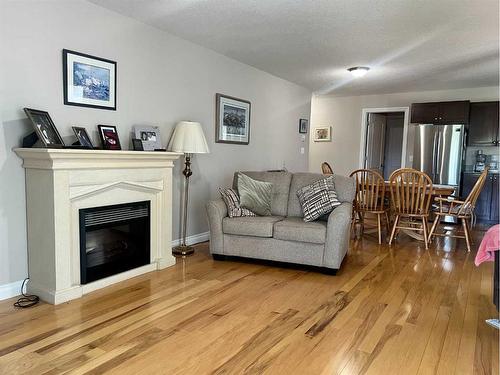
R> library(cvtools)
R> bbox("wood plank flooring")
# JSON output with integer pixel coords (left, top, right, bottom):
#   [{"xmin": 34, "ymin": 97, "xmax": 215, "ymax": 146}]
[{"xmin": 0, "ymin": 230, "xmax": 498, "ymax": 374}]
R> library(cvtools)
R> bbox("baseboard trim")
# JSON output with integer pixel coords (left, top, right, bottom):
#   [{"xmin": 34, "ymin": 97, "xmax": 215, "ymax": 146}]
[
  {"xmin": 0, "ymin": 231, "xmax": 210, "ymax": 302},
  {"xmin": 0, "ymin": 280, "xmax": 23, "ymax": 301},
  {"xmin": 171, "ymin": 231, "xmax": 209, "ymax": 247}
]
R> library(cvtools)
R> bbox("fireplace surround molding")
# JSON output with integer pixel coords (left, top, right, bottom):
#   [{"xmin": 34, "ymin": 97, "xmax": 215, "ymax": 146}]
[{"xmin": 15, "ymin": 148, "xmax": 182, "ymax": 304}]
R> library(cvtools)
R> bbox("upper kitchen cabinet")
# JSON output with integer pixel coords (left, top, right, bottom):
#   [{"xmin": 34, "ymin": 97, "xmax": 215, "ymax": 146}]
[
  {"xmin": 410, "ymin": 100, "xmax": 470, "ymax": 124},
  {"xmin": 467, "ymin": 101, "xmax": 499, "ymax": 146}
]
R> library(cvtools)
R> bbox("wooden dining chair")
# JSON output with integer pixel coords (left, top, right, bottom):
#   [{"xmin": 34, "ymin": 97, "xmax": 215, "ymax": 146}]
[
  {"xmin": 321, "ymin": 162, "xmax": 333, "ymax": 175},
  {"xmin": 388, "ymin": 168, "xmax": 433, "ymax": 249},
  {"xmin": 349, "ymin": 169, "xmax": 389, "ymax": 244},
  {"xmin": 428, "ymin": 168, "xmax": 489, "ymax": 252}
]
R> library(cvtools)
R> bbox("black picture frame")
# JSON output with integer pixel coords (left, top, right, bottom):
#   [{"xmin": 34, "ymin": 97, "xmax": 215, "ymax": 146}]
[
  {"xmin": 299, "ymin": 118, "xmax": 309, "ymax": 134},
  {"xmin": 132, "ymin": 139, "xmax": 144, "ymax": 151},
  {"xmin": 63, "ymin": 49, "xmax": 117, "ymax": 111},
  {"xmin": 97, "ymin": 125, "xmax": 121, "ymax": 150},
  {"xmin": 215, "ymin": 93, "xmax": 251, "ymax": 145},
  {"xmin": 23, "ymin": 108, "xmax": 65, "ymax": 148},
  {"xmin": 72, "ymin": 126, "xmax": 94, "ymax": 149}
]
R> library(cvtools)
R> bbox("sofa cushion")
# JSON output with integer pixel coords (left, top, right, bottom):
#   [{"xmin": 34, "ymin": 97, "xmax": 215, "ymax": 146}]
[
  {"xmin": 219, "ymin": 187, "xmax": 256, "ymax": 218},
  {"xmin": 273, "ymin": 217, "xmax": 327, "ymax": 244},
  {"xmin": 223, "ymin": 216, "xmax": 284, "ymax": 238},
  {"xmin": 296, "ymin": 175, "xmax": 341, "ymax": 222},
  {"xmin": 287, "ymin": 173, "xmax": 355, "ymax": 217},
  {"xmin": 237, "ymin": 173, "xmax": 273, "ymax": 216},
  {"xmin": 233, "ymin": 171, "xmax": 292, "ymax": 216}
]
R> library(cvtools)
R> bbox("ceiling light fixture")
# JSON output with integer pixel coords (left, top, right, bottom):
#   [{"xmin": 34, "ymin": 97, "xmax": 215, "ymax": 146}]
[{"xmin": 348, "ymin": 66, "xmax": 370, "ymax": 78}]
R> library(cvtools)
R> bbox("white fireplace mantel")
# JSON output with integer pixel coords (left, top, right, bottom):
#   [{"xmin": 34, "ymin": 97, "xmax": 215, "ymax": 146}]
[{"xmin": 15, "ymin": 148, "xmax": 182, "ymax": 304}]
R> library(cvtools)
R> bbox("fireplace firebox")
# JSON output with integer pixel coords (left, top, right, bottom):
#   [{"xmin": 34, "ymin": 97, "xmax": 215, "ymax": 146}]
[{"xmin": 79, "ymin": 201, "xmax": 150, "ymax": 284}]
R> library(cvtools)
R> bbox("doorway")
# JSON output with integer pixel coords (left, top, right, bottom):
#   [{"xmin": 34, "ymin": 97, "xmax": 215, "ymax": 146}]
[{"xmin": 360, "ymin": 107, "xmax": 409, "ymax": 179}]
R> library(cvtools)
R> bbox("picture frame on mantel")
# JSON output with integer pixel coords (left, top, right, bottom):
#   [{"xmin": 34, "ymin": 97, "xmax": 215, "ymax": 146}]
[
  {"xmin": 24, "ymin": 108, "xmax": 65, "ymax": 148},
  {"xmin": 63, "ymin": 49, "xmax": 117, "ymax": 110},
  {"xmin": 215, "ymin": 93, "xmax": 251, "ymax": 145},
  {"xmin": 98, "ymin": 125, "xmax": 121, "ymax": 150},
  {"xmin": 72, "ymin": 127, "xmax": 94, "ymax": 149}
]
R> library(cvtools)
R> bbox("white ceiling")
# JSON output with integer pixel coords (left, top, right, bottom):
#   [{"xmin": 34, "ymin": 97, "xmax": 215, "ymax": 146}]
[{"xmin": 90, "ymin": 0, "xmax": 499, "ymax": 96}]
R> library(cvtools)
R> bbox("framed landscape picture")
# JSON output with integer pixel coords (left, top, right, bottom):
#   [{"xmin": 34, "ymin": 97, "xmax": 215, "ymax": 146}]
[
  {"xmin": 63, "ymin": 49, "xmax": 116, "ymax": 110},
  {"xmin": 216, "ymin": 93, "xmax": 251, "ymax": 145},
  {"xmin": 98, "ymin": 125, "xmax": 121, "ymax": 150},
  {"xmin": 313, "ymin": 126, "xmax": 331, "ymax": 142},
  {"xmin": 24, "ymin": 108, "xmax": 65, "ymax": 148}
]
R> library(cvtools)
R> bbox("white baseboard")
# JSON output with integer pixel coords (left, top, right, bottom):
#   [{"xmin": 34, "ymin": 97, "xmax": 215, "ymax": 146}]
[
  {"xmin": 0, "ymin": 232, "xmax": 210, "ymax": 302},
  {"xmin": 171, "ymin": 231, "xmax": 209, "ymax": 247},
  {"xmin": 0, "ymin": 280, "xmax": 23, "ymax": 301}
]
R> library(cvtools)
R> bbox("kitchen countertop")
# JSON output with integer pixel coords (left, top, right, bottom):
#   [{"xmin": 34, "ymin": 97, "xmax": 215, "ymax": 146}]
[{"xmin": 463, "ymin": 170, "xmax": 499, "ymax": 175}]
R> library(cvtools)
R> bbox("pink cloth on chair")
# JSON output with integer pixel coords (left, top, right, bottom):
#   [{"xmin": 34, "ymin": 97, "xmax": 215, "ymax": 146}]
[{"xmin": 475, "ymin": 224, "xmax": 500, "ymax": 266}]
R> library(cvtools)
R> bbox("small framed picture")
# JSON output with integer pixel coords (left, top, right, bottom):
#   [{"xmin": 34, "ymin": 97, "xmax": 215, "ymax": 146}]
[
  {"xmin": 216, "ymin": 93, "xmax": 251, "ymax": 145},
  {"xmin": 72, "ymin": 127, "xmax": 94, "ymax": 149},
  {"xmin": 24, "ymin": 108, "xmax": 65, "ymax": 148},
  {"xmin": 313, "ymin": 126, "xmax": 331, "ymax": 142},
  {"xmin": 299, "ymin": 119, "xmax": 309, "ymax": 134},
  {"xmin": 132, "ymin": 139, "xmax": 144, "ymax": 151},
  {"xmin": 98, "ymin": 125, "xmax": 121, "ymax": 150},
  {"xmin": 63, "ymin": 49, "xmax": 117, "ymax": 110},
  {"xmin": 133, "ymin": 126, "xmax": 161, "ymax": 151}
]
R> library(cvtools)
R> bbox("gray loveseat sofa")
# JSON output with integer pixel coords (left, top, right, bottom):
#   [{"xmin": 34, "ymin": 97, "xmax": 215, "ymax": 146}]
[{"xmin": 206, "ymin": 171, "xmax": 356, "ymax": 273}]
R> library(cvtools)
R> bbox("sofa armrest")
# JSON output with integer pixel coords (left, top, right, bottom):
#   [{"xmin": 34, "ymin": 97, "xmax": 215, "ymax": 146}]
[
  {"xmin": 324, "ymin": 202, "xmax": 352, "ymax": 269},
  {"xmin": 206, "ymin": 199, "xmax": 228, "ymax": 254}
]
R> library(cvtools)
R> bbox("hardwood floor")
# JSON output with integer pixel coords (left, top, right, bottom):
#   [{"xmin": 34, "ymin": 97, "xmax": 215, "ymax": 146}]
[{"xmin": 0, "ymin": 230, "xmax": 498, "ymax": 374}]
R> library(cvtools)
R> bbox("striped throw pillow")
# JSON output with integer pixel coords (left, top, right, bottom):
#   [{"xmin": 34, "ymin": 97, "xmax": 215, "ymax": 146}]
[
  {"xmin": 296, "ymin": 176, "xmax": 341, "ymax": 222},
  {"xmin": 219, "ymin": 187, "xmax": 256, "ymax": 218}
]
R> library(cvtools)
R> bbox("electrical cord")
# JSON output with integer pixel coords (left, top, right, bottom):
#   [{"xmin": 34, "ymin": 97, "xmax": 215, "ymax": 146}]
[{"xmin": 13, "ymin": 278, "xmax": 39, "ymax": 308}]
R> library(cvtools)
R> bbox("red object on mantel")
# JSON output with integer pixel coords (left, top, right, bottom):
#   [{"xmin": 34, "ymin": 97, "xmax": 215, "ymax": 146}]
[{"xmin": 475, "ymin": 224, "xmax": 500, "ymax": 266}]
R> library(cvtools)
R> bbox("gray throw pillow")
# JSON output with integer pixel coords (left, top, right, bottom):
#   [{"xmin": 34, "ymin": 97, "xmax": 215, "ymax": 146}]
[
  {"xmin": 219, "ymin": 187, "xmax": 256, "ymax": 218},
  {"xmin": 237, "ymin": 173, "xmax": 273, "ymax": 216},
  {"xmin": 296, "ymin": 176, "xmax": 341, "ymax": 222}
]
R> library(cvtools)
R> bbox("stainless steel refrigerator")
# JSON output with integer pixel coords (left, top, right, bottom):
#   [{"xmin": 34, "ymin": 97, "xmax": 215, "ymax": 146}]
[{"xmin": 412, "ymin": 124, "xmax": 465, "ymax": 193}]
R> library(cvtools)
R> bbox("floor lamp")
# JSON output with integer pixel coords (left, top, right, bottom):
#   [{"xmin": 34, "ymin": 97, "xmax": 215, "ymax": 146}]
[{"xmin": 167, "ymin": 121, "xmax": 210, "ymax": 257}]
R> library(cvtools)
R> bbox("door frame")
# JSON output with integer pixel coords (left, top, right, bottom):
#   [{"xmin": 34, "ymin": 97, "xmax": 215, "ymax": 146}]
[{"xmin": 358, "ymin": 107, "xmax": 410, "ymax": 171}]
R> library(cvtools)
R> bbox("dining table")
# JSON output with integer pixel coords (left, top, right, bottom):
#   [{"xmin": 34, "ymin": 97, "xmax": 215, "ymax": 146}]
[{"xmin": 383, "ymin": 181, "xmax": 455, "ymax": 197}]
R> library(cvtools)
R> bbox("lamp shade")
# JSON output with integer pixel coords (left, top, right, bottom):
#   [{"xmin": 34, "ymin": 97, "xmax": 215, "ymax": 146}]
[{"xmin": 167, "ymin": 121, "xmax": 210, "ymax": 154}]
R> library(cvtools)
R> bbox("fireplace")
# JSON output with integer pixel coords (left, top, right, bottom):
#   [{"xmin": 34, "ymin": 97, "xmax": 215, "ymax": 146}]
[{"xmin": 79, "ymin": 201, "xmax": 150, "ymax": 284}]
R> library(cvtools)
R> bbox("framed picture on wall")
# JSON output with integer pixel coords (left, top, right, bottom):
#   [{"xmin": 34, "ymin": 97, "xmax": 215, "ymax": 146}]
[
  {"xmin": 98, "ymin": 125, "xmax": 121, "ymax": 150},
  {"xmin": 299, "ymin": 118, "xmax": 309, "ymax": 134},
  {"xmin": 63, "ymin": 49, "xmax": 117, "ymax": 110},
  {"xmin": 24, "ymin": 108, "xmax": 65, "ymax": 148},
  {"xmin": 313, "ymin": 126, "xmax": 331, "ymax": 142},
  {"xmin": 215, "ymin": 93, "xmax": 251, "ymax": 145}
]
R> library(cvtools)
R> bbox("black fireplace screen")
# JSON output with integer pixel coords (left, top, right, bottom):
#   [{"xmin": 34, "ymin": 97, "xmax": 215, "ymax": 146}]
[{"xmin": 79, "ymin": 201, "xmax": 150, "ymax": 284}]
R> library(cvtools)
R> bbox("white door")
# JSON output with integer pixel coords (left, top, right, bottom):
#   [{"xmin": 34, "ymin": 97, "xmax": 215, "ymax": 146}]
[{"xmin": 365, "ymin": 113, "xmax": 386, "ymax": 175}]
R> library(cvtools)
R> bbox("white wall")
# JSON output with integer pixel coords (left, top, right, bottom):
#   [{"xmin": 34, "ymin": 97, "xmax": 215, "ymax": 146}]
[
  {"xmin": 309, "ymin": 87, "xmax": 499, "ymax": 176},
  {"xmin": 0, "ymin": 0, "xmax": 311, "ymax": 287}
]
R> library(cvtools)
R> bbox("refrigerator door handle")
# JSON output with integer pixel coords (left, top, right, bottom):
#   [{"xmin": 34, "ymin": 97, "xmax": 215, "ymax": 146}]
[
  {"xmin": 435, "ymin": 130, "xmax": 442, "ymax": 183},
  {"xmin": 431, "ymin": 131, "xmax": 438, "ymax": 180}
]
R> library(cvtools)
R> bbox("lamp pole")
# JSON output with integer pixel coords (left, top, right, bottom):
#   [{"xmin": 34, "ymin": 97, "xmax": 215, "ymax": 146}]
[{"xmin": 173, "ymin": 153, "xmax": 194, "ymax": 257}]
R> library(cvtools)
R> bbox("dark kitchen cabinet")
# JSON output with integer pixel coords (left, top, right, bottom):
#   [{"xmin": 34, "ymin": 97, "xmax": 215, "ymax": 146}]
[
  {"xmin": 467, "ymin": 101, "xmax": 499, "ymax": 146},
  {"xmin": 411, "ymin": 102, "xmax": 440, "ymax": 124},
  {"xmin": 411, "ymin": 101, "xmax": 470, "ymax": 124},
  {"xmin": 462, "ymin": 173, "xmax": 499, "ymax": 223}
]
